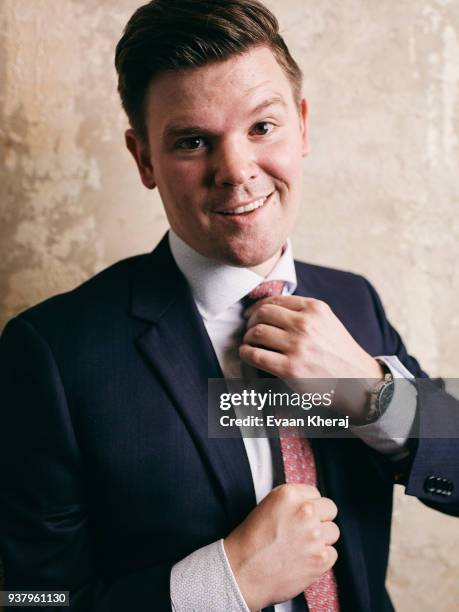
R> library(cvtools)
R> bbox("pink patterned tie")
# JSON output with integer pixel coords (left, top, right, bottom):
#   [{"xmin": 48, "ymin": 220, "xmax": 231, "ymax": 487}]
[{"xmin": 245, "ymin": 281, "xmax": 340, "ymax": 612}]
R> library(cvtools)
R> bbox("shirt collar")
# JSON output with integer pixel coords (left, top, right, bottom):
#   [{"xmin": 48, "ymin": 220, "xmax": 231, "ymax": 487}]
[{"xmin": 169, "ymin": 229, "xmax": 297, "ymax": 319}]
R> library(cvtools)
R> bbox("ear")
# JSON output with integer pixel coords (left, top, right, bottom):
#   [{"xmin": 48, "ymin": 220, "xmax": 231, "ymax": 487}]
[
  {"xmin": 299, "ymin": 97, "xmax": 309, "ymax": 157},
  {"xmin": 125, "ymin": 129, "xmax": 156, "ymax": 189}
]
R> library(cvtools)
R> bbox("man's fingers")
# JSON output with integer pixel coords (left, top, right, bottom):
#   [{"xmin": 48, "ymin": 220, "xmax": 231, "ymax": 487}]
[
  {"xmin": 243, "ymin": 323, "xmax": 290, "ymax": 352},
  {"xmin": 239, "ymin": 343, "xmax": 289, "ymax": 375},
  {"xmin": 312, "ymin": 545, "xmax": 338, "ymax": 569},
  {"xmin": 272, "ymin": 483, "xmax": 322, "ymax": 501},
  {"xmin": 312, "ymin": 521, "xmax": 340, "ymax": 546},
  {"xmin": 245, "ymin": 295, "xmax": 328, "ymax": 317},
  {"xmin": 325, "ymin": 545, "xmax": 338, "ymax": 568},
  {"xmin": 245, "ymin": 303, "xmax": 293, "ymax": 331},
  {"xmin": 316, "ymin": 497, "xmax": 338, "ymax": 522},
  {"xmin": 299, "ymin": 497, "xmax": 338, "ymax": 522}
]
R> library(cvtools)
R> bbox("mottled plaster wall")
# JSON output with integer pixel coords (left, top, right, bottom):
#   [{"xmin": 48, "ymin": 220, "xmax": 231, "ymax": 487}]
[{"xmin": 0, "ymin": 1, "xmax": 458, "ymax": 610}]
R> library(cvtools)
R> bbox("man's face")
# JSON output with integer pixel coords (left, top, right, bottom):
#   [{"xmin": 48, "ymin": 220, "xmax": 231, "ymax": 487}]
[{"xmin": 127, "ymin": 45, "xmax": 308, "ymax": 270}]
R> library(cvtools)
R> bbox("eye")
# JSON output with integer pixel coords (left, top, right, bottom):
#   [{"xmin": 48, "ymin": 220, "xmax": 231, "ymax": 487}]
[
  {"xmin": 251, "ymin": 121, "xmax": 275, "ymax": 136},
  {"xmin": 175, "ymin": 136, "xmax": 206, "ymax": 150}
]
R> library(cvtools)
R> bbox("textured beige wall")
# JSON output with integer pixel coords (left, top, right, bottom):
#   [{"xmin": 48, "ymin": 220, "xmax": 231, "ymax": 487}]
[{"xmin": 1, "ymin": 1, "xmax": 458, "ymax": 609}]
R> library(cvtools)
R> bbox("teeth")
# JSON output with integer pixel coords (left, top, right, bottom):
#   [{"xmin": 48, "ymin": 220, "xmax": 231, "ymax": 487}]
[{"xmin": 223, "ymin": 197, "xmax": 267, "ymax": 215}]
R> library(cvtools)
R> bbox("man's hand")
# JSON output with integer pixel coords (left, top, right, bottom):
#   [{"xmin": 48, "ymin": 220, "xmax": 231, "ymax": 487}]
[
  {"xmin": 223, "ymin": 483, "xmax": 339, "ymax": 611},
  {"xmin": 240, "ymin": 296, "xmax": 384, "ymax": 420}
]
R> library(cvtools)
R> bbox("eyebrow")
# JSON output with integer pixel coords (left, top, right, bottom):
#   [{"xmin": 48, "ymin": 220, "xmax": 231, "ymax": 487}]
[
  {"xmin": 163, "ymin": 95, "xmax": 287, "ymax": 141},
  {"xmin": 164, "ymin": 124, "xmax": 208, "ymax": 140}
]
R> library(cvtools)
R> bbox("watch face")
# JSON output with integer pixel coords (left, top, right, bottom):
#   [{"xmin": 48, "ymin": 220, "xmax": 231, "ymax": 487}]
[{"xmin": 379, "ymin": 380, "xmax": 395, "ymax": 412}]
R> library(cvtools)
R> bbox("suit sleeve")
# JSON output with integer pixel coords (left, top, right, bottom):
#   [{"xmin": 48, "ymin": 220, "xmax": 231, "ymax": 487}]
[
  {"xmin": 0, "ymin": 316, "xmax": 172, "ymax": 612},
  {"xmin": 362, "ymin": 278, "xmax": 459, "ymax": 516}
]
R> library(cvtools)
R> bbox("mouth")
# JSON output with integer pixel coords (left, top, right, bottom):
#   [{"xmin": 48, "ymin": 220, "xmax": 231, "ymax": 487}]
[{"xmin": 215, "ymin": 192, "xmax": 274, "ymax": 217}]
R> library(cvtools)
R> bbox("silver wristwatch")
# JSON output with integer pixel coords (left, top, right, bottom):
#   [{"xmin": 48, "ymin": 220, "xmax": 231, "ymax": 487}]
[{"xmin": 364, "ymin": 360, "xmax": 395, "ymax": 423}]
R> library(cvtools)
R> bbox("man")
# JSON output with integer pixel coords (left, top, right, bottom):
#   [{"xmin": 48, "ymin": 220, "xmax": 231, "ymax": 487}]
[{"xmin": 0, "ymin": 1, "xmax": 457, "ymax": 611}]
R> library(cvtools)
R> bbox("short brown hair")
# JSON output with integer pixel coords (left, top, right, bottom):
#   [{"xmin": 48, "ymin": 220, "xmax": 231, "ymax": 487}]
[{"xmin": 115, "ymin": 0, "xmax": 303, "ymax": 142}]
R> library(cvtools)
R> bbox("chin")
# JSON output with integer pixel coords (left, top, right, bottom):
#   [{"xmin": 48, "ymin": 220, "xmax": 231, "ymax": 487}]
[{"xmin": 214, "ymin": 236, "xmax": 284, "ymax": 268}]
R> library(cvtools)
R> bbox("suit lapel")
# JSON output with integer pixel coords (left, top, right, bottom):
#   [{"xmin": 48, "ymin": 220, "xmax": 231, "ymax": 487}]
[
  {"xmin": 130, "ymin": 234, "xmax": 255, "ymax": 525},
  {"xmin": 295, "ymin": 263, "xmax": 371, "ymax": 612}
]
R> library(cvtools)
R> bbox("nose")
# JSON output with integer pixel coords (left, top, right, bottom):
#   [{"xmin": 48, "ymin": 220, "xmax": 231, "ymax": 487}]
[{"xmin": 213, "ymin": 139, "xmax": 259, "ymax": 187}]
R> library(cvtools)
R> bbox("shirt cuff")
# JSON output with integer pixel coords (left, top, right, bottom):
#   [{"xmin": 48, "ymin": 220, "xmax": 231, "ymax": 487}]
[
  {"xmin": 350, "ymin": 355, "xmax": 417, "ymax": 454},
  {"xmin": 170, "ymin": 539, "xmax": 250, "ymax": 612}
]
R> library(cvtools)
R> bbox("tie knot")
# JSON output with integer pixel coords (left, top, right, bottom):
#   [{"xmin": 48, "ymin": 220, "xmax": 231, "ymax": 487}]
[{"xmin": 245, "ymin": 280, "xmax": 286, "ymax": 304}]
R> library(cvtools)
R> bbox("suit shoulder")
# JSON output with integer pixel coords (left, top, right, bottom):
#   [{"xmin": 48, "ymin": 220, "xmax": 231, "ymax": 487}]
[
  {"xmin": 7, "ymin": 252, "xmax": 150, "ymax": 335},
  {"xmin": 294, "ymin": 259, "xmax": 370, "ymax": 293}
]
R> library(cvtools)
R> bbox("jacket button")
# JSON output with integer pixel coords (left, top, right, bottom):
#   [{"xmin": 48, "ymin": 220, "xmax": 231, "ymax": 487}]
[{"xmin": 424, "ymin": 475, "xmax": 454, "ymax": 497}]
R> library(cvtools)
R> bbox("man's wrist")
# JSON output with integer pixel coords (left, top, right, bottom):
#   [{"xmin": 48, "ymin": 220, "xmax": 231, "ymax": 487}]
[{"xmin": 223, "ymin": 535, "xmax": 259, "ymax": 612}]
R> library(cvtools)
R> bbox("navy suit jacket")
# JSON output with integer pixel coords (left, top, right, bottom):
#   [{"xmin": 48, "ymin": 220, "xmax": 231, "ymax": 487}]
[{"xmin": 1, "ymin": 233, "xmax": 458, "ymax": 611}]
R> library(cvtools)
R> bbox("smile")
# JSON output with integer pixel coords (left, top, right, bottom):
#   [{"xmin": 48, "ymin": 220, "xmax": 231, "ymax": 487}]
[{"xmin": 219, "ymin": 194, "xmax": 271, "ymax": 216}]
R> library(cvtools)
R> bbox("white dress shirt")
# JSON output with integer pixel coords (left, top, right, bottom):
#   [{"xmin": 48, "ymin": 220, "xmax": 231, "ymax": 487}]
[{"xmin": 168, "ymin": 229, "xmax": 417, "ymax": 612}]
